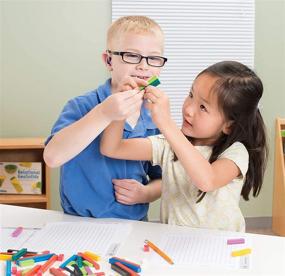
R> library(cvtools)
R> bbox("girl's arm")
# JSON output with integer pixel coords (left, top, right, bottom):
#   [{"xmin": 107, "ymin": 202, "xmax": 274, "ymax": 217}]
[
  {"xmin": 100, "ymin": 120, "xmax": 153, "ymax": 161},
  {"xmin": 162, "ymin": 120, "xmax": 240, "ymax": 192},
  {"xmin": 145, "ymin": 87, "xmax": 240, "ymax": 192}
]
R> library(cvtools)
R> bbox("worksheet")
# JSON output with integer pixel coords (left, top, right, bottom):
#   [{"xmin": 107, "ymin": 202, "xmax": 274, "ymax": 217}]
[
  {"xmin": 0, "ymin": 227, "xmax": 37, "ymax": 251},
  {"xmin": 150, "ymin": 232, "xmax": 251, "ymax": 269},
  {"xmin": 20, "ymin": 221, "xmax": 132, "ymax": 256}
]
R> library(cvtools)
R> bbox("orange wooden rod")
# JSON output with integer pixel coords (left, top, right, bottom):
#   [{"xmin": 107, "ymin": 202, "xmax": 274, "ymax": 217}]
[
  {"xmin": 40, "ymin": 254, "xmax": 58, "ymax": 273},
  {"xmin": 78, "ymin": 252, "xmax": 100, "ymax": 270},
  {"xmin": 25, "ymin": 264, "xmax": 41, "ymax": 276},
  {"xmin": 145, "ymin": 239, "xmax": 174, "ymax": 265}
]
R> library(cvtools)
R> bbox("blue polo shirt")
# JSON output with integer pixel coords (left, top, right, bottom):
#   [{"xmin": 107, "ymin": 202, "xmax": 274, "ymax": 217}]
[{"xmin": 46, "ymin": 79, "xmax": 161, "ymax": 219}]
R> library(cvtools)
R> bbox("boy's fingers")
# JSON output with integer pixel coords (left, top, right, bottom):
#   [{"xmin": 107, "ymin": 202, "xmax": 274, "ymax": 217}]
[
  {"xmin": 128, "ymin": 101, "xmax": 143, "ymax": 114},
  {"xmin": 118, "ymin": 84, "xmax": 133, "ymax": 92},
  {"xmin": 132, "ymin": 77, "xmax": 148, "ymax": 88},
  {"xmin": 118, "ymin": 89, "xmax": 140, "ymax": 99},
  {"xmin": 123, "ymin": 76, "xmax": 148, "ymax": 89},
  {"xmin": 117, "ymin": 76, "xmax": 137, "ymax": 92},
  {"xmin": 119, "ymin": 76, "xmax": 147, "ymax": 91},
  {"xmin": 124, "ymin": 84, "xmax": 134, "ymax": 91},
  {"xmin": 124, "ymin": 91, "xmax": 144, "ymax": 104}
]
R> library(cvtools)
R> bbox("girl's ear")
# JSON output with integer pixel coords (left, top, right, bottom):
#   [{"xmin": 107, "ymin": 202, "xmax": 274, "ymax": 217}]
[
  {"xmin": 102, "ymin": 52, "xmax": 113, "ymax": 71},
  {"xmin": 222, "ymin": 120, "xmax": 234, "ymax": 135}
]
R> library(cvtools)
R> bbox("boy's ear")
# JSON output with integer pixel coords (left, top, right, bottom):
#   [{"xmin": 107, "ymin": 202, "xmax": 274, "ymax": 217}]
[
  {"xmin": 102, "ymin": 52, "xmax": 113, "ymax": 71},
  {"xmin": 222, "ymin": 120, "xmax": 234, "ymax": 135}
]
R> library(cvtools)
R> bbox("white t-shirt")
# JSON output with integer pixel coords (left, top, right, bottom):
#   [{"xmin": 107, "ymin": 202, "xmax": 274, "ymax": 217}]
[{"xmin": 148, "ymin": 134, "xmax": 249, "ymax": 232}]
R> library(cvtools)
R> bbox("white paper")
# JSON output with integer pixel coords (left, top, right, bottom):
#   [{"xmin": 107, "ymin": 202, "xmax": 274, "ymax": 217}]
[
  {"xmin": 150, "ymin": 232, "xmax": 251, "ymax": 269},
  {"xmin": 0, "ymin": 227, "xmax": 37, "ymax": 251},
  {"xmin": 21, "ymin": 221, "xmax": 132, "ymax": 256}
]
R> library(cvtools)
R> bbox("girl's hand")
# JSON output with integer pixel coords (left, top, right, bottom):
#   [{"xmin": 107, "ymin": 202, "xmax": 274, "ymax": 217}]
[
  {"xmin": 144, "ymin": 86, "xmax": 172, "ymax": 130},
  {"xmin": 112, "ymin": 179, "xmax": 147, "ymax": 205}
]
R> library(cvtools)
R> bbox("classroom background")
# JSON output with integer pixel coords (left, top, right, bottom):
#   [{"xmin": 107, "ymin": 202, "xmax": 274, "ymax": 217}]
[{"xmin": 1, "ymin": 0, "xmax": 285, "ymax": 223}]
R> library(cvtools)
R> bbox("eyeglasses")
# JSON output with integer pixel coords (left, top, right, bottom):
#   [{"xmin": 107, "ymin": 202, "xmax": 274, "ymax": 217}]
[{"xmin": 107, "ymin": 50, "xmax": 167, "ymax": 67}]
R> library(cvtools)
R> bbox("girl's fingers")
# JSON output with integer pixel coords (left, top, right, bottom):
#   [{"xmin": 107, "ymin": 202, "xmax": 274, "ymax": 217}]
[
  {"xmin": 114, "ymin": 186, "xmax": 128, "ymax": 196},
  {"xmin": 115, "ymin": 192, "xmax": 131, "ymax": 204},
  {"xmin": 144, "ymin": 91, "xmax": 158, "ymax": 103},
  {"xmin": 113, "ymin": 179, "xmax": 137, "ymax": 185},
  {"xmin": 144, "ymin": 101, "xmax": 152, "ymax": 110},
  {"xmin": 145, "ymin": 86, "xmax": 161, "ymax": 97}
]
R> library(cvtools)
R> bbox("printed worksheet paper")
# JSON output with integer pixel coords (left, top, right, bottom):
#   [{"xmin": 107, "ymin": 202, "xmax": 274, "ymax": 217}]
[
  {"xmin": 150, "ymin": 232, "xmax": 251, "ymax": 269},
  {"xmin": 19, "ymin": 222, "xmax": 132, "ymax": 256}
]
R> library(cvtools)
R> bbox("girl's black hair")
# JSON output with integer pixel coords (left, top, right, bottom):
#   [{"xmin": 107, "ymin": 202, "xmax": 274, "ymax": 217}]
[{"xmin": 190, "ymin": 61, "xmax": 268, "ymax": 202}]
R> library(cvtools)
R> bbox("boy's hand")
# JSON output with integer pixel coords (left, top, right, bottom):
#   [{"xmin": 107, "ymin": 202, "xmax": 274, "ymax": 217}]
[
  {"xmin": 144, "ymin": 86, "xmax": 172, "ymax": 130},
  {"xmin": 112, "ymin": 179, "xmax": 148, "ymax": 205},
  {"xmin": 101, "ymin": 89, "xmax": 144, "ymax": 121},
  {"xmin": 116, "ymin": 76, "xmax": 148, "ymax": 93},
  {"xmin": 100, "ymin": 76, "xmax": 148, "ymax": 121}
]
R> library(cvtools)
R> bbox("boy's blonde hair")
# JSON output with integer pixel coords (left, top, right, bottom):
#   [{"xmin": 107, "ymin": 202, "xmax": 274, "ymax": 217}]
[{"xmin": 107, "ymin": 15, "xmax": 164, "ymax": 51}]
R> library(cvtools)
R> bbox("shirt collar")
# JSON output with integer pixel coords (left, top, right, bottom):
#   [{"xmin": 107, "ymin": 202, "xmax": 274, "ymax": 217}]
[
  {"xmin": 124, "ymin": 103, "xmax": 157, "ymax": 132},
  {"xmin": 141, "ymin": 104, "xmax": 157, "ymax": 129},
  {"xmin": 97, "ymin": 78, "xmax": 112, "ymax": 103}
]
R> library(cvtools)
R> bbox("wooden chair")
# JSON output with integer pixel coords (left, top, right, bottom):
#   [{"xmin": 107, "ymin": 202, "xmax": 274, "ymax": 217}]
[{"xmin": 272, "ymin": 118, "xmax": 285, "ymax": 235}]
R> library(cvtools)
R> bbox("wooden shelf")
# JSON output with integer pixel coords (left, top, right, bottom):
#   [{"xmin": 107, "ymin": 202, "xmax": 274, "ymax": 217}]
[
  {"xmin": 272, "ymin": 118, "xmax": 285, "ymax": 236},
  {"xmin": 0, "ymin": 138, "xmax": 45, "ymax": 149},
  {"xmin": 0, "ymin": 137, "xmax": 50, "ymax": 209},
  {"xmin": 0, "ymin": 194, "xmax": 48, "ymax": 204}
]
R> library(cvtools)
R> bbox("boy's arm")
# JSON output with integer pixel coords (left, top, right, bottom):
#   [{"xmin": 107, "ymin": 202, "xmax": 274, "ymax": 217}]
[
  {"xmin": 100, "ymin": 120, "xmax": 153, "ymax": 161},
  {"xmin": 44, "ymin": 89, "xmax": 144, "ymax": 168},
  {"xmin": 44, "ymin": 104, "xmax": 111, "ymax": 168}
]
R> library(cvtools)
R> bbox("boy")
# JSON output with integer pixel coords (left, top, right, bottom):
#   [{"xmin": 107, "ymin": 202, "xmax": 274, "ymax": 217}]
[{"xmin": 44, "ymin": 16, "xmax": 167, "ymax": 219}]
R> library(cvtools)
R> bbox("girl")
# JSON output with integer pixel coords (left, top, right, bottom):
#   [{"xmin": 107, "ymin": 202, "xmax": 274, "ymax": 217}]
[{"xmin": 101, "ymin": 61, "xmax": 268, "ymax": 232}]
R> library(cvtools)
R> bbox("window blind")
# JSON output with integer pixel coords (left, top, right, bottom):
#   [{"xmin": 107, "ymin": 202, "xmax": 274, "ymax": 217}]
[{"xmin": 112, "ymin": 0, "xmax": 254, "ymax": 125}]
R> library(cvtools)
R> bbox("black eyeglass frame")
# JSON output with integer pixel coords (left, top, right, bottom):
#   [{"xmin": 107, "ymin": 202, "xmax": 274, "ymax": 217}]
[{"xmin": 107, "ymin": 50, "xmax": 167, "ymax": 67}]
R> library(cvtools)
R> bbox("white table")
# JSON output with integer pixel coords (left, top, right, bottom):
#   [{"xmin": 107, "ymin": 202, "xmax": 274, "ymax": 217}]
[{"xmin": 1, "ymin": 204, "xmax": 285, "ymax": 275}]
